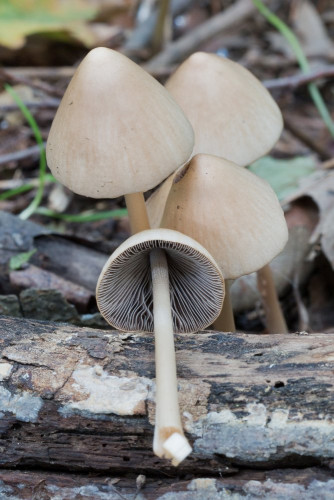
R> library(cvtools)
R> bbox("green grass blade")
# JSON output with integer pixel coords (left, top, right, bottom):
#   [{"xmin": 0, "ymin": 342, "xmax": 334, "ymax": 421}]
[
  {"xmin": 253, "ymin": 0, "xmax": 334, "ymax": 138},
  {"xmin": 35, "ymin": 207, "xmax": 128, "ymax": 223},
  {"xmin": 4, "ymin": 83, "xmax": 47, "ymax": 218},
  {"xmin": 0, "ymin": 183, "xmax": 34, "ymax": 201},
  {"xmin": 0, "ymin": 173, "xmax": 56, "ymax": 201},
  {"xmin": 9, "ymin": 248, "xmax": 37, "ymax": 271}
]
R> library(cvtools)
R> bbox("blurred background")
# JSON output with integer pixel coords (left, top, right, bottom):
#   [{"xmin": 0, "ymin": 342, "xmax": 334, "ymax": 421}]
[{"xmin": 0, "ymin": 0, "xmax": 333, "ymax": 333}]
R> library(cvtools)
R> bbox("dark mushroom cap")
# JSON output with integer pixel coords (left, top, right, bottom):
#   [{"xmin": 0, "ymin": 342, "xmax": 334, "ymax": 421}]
[{"xmin": 96, "ymin": 229, "xmax": 225, "ymax": 333}]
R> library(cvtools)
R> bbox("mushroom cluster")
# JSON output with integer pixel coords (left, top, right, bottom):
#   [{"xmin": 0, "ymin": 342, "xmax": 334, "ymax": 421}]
[
  {"xmin": 147, "ymin": 51, "xmax": 288, "ymax": 333},
  {"xmin": 46, "ymin": 47, "xmax": 224, "ymax": 466},
  {"xmin": 46, "ymin": 47, "xmax": 287, "ymax": 466}
]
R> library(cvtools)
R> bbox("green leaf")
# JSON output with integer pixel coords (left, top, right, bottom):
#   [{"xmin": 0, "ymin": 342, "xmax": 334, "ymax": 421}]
[
  {"xmin": 248, "ymin": 156, "xmax": 317, "ymax": 200},
  {"xmin": 9, "ymin": 248, "xmax": 37, "ymax": 271},
  {"xmin": 0, "ymin": 0, "xmax": 96, "ymax": 48}
]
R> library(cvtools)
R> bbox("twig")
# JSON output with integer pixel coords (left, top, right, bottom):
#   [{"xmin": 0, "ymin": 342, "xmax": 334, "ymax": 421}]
[
  {"xmin": 0, "ymin": 178, "xmax": 38, "ymax": 189},
  {"xmin": 283, "ymin": 115, "xmax": 331, "ymax": 160},
  {"xmin": 151, "ymin": 0, "xmax": 171, "ymax": 55},
  {"xmin": 263, "ymin": 65, "xmax": 334, "ymax": 89},
  {"xmin": 0, "ymin": 68, "xmax": 64, "ymax": 98},
  {"xmin": 4, "ymin": 66, "xmax": 75, "ymax": 80},
  {"xmin": 123, "ymin": 0, "xmax": 196, "ymax": 54},
  {"xmin": 0, "ymin": 99, "xmax": 60, "ymax": 112},
  {"xmin": 2, "ymin": 66, "xmax": 177, "ymax": 84},
  {"xmin": 3, "ymin": 66, "xmax": 334, "ymax": 96},
  {"xmin": 0, "ymin": 144, "xmax": 45, "ymax": 166},
  {"xmin": 144, "ymin": 0, "xmax": 258, "ymax": 70}
]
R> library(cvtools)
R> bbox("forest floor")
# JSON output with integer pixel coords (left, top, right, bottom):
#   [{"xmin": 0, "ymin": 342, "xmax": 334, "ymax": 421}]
[
  {"xmin": 0, "ymin": 0, "xmax": 334, "ymax": 332},
  {"xmin": 0, "ymin": 1, "xmax": 334, "ymax": 498},
  {"xmin": 1, "ymin": 0, "xmax": 334, "ymax": 333}
]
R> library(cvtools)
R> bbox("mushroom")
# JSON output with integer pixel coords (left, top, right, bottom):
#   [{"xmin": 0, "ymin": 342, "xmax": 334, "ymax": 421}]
[
  {"xmin": 162, "ymin": 52, "xmax": 286, "ymax": 332},
  {"xmin": 147, "ymin": 154, "xmax": 288, "ymax": 332},
  {"xmin": 96, "ymin": 228, "xmax": 225, "ymax": 465},
  {"xmin": 165, "ymin": 51, "xmax": 283, "ymax": 166},
  {"xmin": 46, "ymin": 46, "xmax": 194, "ymax": 234},
  {"xmin": 46, "ymin": 48, "xmax": 215, "ymax": 465}
]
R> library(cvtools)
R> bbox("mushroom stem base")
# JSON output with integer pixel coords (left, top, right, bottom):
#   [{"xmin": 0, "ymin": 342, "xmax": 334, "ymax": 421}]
[{"xmin": 150, "ymin": 248, "xmax": 192, "ymax": 465}]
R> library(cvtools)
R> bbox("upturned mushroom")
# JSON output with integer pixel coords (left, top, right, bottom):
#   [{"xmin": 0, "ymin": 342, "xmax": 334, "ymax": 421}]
[
  {"xmin": 163, "ymin": 52, "xmax": 286, "ymax": 332},
  {"xmin": 46, "ymin": 48, "xmax": 211, "ymax": 465},
  {"xmin": 46, "ymin": 46, "xmax": 194, "ymax": 234},
  {"xmin": 96, "ymin": 228, "xmax": 225, "ymax": 465},
  {"xmin": 147, "ymin": 154, "xmax": 288, "ymax": 331}
]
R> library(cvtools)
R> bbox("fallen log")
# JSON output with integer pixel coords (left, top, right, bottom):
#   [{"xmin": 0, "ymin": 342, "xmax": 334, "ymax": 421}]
[{"xmin": 0, "ymin": 316, "xmax": 333, "ymax": 497}]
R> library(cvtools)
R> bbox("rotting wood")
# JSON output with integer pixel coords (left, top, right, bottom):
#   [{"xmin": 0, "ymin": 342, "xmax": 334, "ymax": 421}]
[
  {"xmin": 0, "ymin": 467, "xmax": 333, "ymax": 499},
  {"xmin": 0, "ymin": 316, "xmax": 334, "ymax": 479}
]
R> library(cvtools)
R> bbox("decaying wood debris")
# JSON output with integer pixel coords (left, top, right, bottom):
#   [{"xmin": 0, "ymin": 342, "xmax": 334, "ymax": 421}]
[{"xmin": 0, "ymin": 316, "xmax": 333, "ymax": 498}]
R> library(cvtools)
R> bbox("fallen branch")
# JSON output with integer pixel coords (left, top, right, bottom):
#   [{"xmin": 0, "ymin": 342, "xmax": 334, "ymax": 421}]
[
  {"xmin": 1, "ymin": 68, "xmax": 65, "ymax": 97},
  {"xmin": 0, "ymin": 316, "xmax": 334, "ymax": 477},
  {"xmin": 283, "ymin": 114, "xmax": 332, "ymax": 160},
  {"xmin": 0, "ymin": 99, "xmax": 60, "ymax": 112},
  {"xmin": 0, "ymin": 144, "xmax": 45, "ymax": 166},
  {"xmin": 263, "ymin": 65, "xmax": 334, "ymax": 89},
  {"xmin": 144, "ymin": 0, "xmax": 258, "ymax": 70}
]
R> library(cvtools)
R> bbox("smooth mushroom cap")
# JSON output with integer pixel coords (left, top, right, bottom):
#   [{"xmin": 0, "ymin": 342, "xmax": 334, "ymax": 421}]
[
  {"xmin": 165, "ymin": 52, "xmax": 283, "ymax": 167},
  {"xmin": 96, "ymin": 228, "xmax": 225, "ymax": 333},
  {"xmin": 46, "ymin": 47, "xmax": 194, "ymax": 198},
  {"xmin": 150, "ymin": 154, "xmax": 288, "ymax": 279}
]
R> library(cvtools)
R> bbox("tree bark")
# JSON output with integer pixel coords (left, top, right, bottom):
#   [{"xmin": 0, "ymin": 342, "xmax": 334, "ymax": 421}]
[{"xmin": 0, "ymin": 316, "xmax": 334, "ymax": 497}]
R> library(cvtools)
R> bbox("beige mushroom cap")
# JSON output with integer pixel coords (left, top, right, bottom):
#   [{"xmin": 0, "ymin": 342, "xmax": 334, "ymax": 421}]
[
  {"xmin": 46, "ymin": 47, "xmax": 194, "ymax": 198},
  {"xmin": 96, "ymin": 228, "xmax": 224, "ymax": 333},
  {"xmin": 165, "ymin": 52, "xmax": 283, "ymax": 166},
  {"xmin": 150, "ymin": 154, "xmax": 288, "ymax": 279}
]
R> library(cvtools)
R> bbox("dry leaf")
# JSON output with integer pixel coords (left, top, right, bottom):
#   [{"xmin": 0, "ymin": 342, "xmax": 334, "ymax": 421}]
[
  {"xmin": 0, "ymin": 0, "xmax": 97, "ymax": 49},
  {"xmin": 291, "ymin": 0, "xmax": 334, "ymax": 58},
  {"xmin": 283, "ymin": 169, "xmax": 334, "ymax": 268}
]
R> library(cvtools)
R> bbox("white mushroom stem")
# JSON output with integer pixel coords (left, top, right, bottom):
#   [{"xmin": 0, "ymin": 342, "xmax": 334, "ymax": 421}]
[
  {"xmin": 257, "ymin": 264, "xmax": 288, "ymax": 333},
  {"xmin": 125, "ymin": 192, "xmax": 150, "ymax": 233},
  {"xmin": 150, "ymin": 248, "xmax": 192, "ymax": 466},
  {"xmin": 125, "ymin": 192, "xmax": 191, "ymax": 464}
]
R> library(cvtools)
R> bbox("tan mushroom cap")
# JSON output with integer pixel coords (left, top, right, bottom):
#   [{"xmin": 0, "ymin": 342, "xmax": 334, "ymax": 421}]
[
  {"xmin": 96, "ymin": 228, "xmax": 225, "ymax": 333},
  {"xmin": 149, "ymin": 154, "xmax": 288, "ymax": 279},
  {"xmin": 165, "ymin": 52, "xmax": 283, "ymax": 167},
  {"xmin": 46, "ymin": 47, "xmax": 194, "ymax": 198}
]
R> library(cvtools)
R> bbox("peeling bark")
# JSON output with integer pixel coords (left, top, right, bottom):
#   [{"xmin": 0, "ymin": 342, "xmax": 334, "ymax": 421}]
[{"xmin": 0, "ymin": 316, "xmax": 334, "ymax": 497}]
